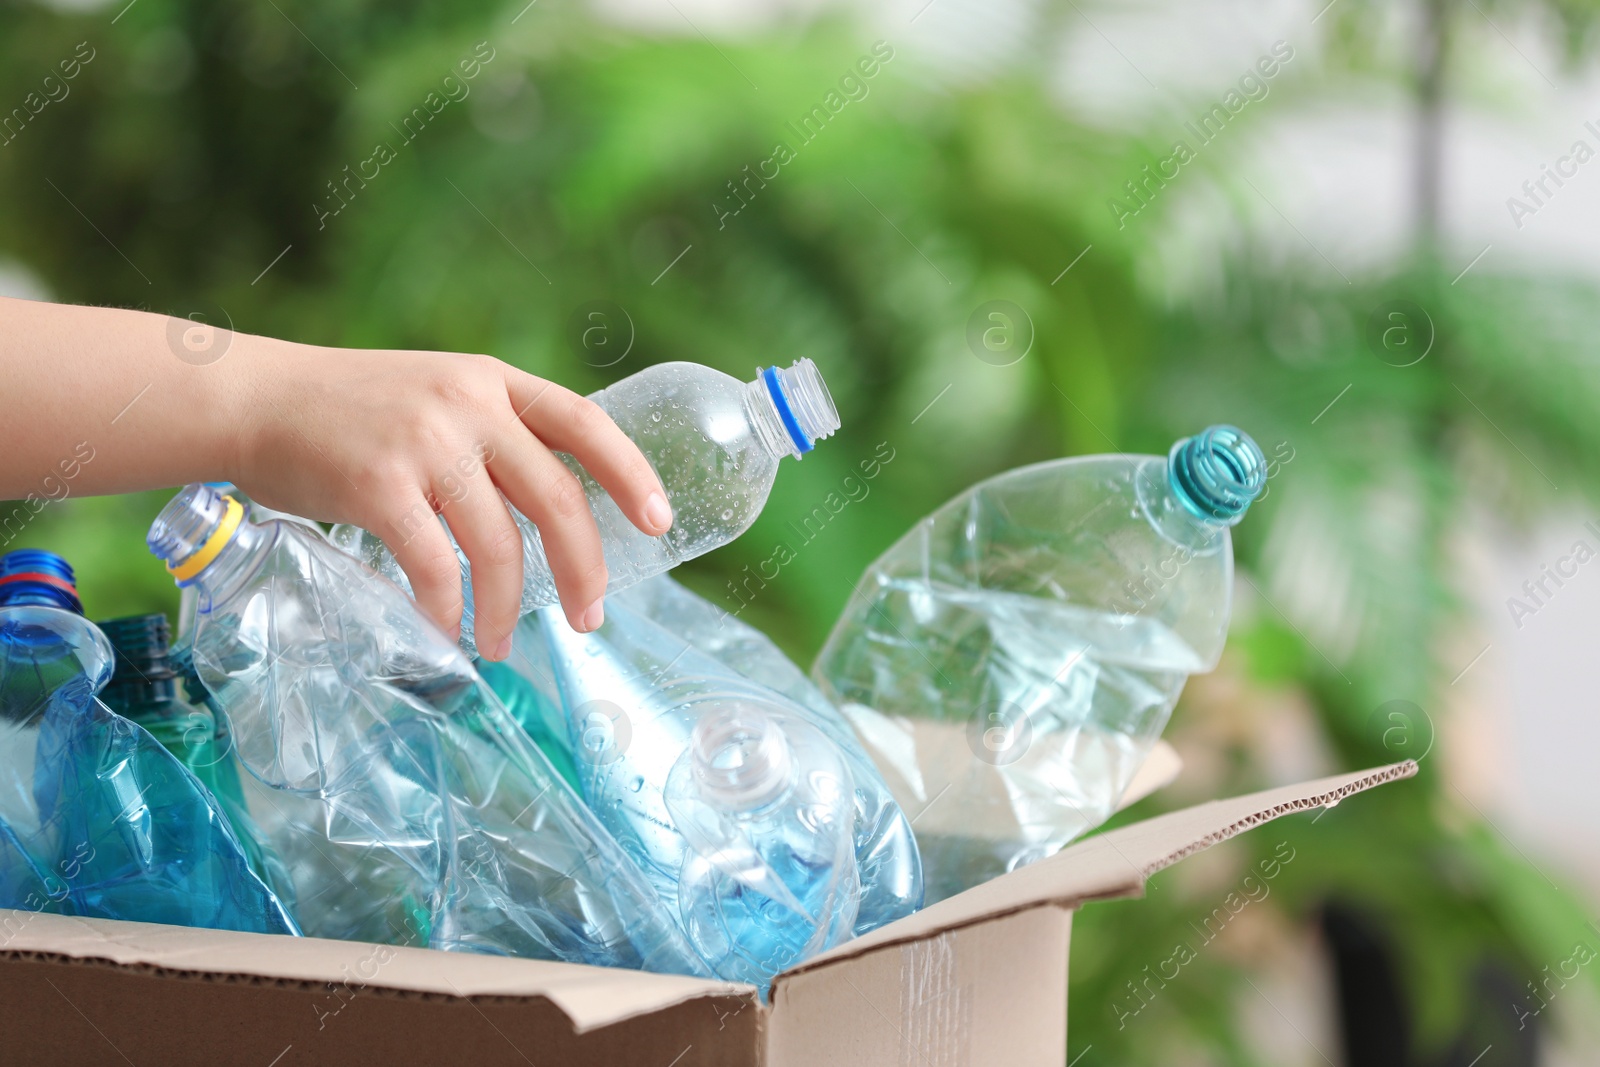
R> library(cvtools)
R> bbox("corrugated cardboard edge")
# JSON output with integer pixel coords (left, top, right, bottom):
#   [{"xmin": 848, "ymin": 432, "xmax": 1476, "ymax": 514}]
[
  {"xmin": 773, "ymin": 759, "xmax": 1418, "ymax": 984},
  {"xmin": 0, "ymin": 911, "xmax": 751, "ymax": 1035}
]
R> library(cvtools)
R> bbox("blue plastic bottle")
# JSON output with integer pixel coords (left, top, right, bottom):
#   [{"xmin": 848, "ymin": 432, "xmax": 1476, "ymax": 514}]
[
  {"xmin": 499, "ymin": 576, "xmax": 925, "ymax": 937},
  {"xmin": 147, "ymin": 484, "xmax": 706, "ymax": 974},
  {"xmin": 538, "ymin": 594, "xmax": 874, "ymax": 990},
  {"xmin": 0, "ymin": 549, "xmax": 297, "ymax": 934}
]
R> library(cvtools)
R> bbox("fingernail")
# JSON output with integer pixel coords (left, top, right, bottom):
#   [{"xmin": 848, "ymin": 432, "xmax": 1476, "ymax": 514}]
[
  {"xmin": 579, "ymin": 599, "xmax": 604, "ymax": 633},
  {"xmin": 488, "ymin": 635, "xmax": 512, "ymax": 661},
  {"xmin": 644, "ymin": 492, "xmax": 673, "ymax": 533}
]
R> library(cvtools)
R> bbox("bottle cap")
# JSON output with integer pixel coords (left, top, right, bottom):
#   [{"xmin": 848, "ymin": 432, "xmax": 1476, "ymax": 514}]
[{"xmin": 0, "ymin": 549, "xmax": 84, "ymax": 613}]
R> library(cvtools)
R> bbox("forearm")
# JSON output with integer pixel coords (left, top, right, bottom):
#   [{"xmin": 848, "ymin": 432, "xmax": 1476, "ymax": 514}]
[{"xmin": 0, "ymin": 296, "xmax": 278, "ymax": 498}]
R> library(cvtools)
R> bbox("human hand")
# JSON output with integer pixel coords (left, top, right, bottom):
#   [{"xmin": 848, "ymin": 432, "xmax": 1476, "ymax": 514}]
[{"xmin": 229, "ymin": 342, "xmax": 671, "ymax": 659}]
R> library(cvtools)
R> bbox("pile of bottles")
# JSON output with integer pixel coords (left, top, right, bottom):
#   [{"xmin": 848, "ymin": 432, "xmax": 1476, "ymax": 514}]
[{"xmin": 0, "ymin": 356, "xmax": 1266, "ymax": 994}]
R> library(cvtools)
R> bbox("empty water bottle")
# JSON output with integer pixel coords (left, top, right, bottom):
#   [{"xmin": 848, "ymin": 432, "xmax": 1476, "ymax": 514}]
[
  {"xmin": 0, "ymin": 550, "xmax": 296, "ymax": 933},
  {"xmin": 813, "ymin": 426, "xmax": 1267, "ymax": 901},
  {"xmin": 98, "ymin": 614, "xmax": 293, "ymax": 902},
  {"xmin": 147, "ymin": 484, "xmax": 706, "ymax": 973},
  {"xmin": 495, "ymin": 578, "xmax": 923, "ymax": 936},
  {"xmin": 538, "ymin": 600, "xmax": 864, "ymax": 990},
  {"xmin": 176, "ymin": 483, "xmax": 326, "ymax": 638},
  {"xmin": 609, "ymin": 574, "xmax": 922, "ymax": 933},
  {"xmin": 331, "ymin": 358, "xmax": 840, "ymax": 653}
]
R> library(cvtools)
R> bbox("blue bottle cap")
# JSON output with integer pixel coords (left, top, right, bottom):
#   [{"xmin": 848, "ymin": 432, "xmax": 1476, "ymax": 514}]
[{"xmin": 0, "ymin": 548, "xmax": 84, "ymax": 613}]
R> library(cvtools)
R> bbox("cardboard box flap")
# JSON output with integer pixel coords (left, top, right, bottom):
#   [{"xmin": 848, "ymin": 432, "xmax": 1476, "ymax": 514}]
[
  {"xmin": 778, "ymin": 759, "xmax": 1417, "ymax": 979},
  {"xmin": 0, "ymin": 910, "xmax": 750, "ymax": 1034}
]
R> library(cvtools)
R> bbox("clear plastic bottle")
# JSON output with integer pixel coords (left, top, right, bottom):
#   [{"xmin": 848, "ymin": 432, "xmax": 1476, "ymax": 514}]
[
  {"xmin": 176, "ymin": 482, "xmax": 326, "ymax": 639},
  {"xmin": 813, "ymin": 426, "xmax": 1267, "ymax": 902},
  {"xmin": 0, "ymin": 549, "xmax": 297, "ymax": 934},
  {"xmin": 147, "ymin": 484, "xmax": 708, "ymax": 974},
  {"xmin": 666, "ymin": 705, "xmax": 858, "ymax": 992},
  {"xmin": 538, "ymin": 601, "xmax": 861, "ymax": 990},
  {"xmin": 606, "ymin": 574, "xmax": 922, "ymax": 933},
  {"xmin": 331, "ymin": 359, "xmax": 840, "ymax": 653}
]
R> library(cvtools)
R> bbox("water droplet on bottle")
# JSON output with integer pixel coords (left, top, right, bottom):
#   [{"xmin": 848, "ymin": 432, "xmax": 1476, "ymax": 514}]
[
  {"xmin": 630, "ymin": 776, "xmax": 644, "ymax": 792},
  {"xmin": 651, "ymin": 412, "xmax": 662, "ymax": 422},
  {"xmin": 720, "ymin": 509, "xmax": 734, "ymax": 521}
]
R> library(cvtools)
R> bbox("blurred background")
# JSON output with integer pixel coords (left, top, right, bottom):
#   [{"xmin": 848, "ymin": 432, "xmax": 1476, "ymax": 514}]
[{"xmin": 3, "ymin": 0, "xmax": 1600, "ymax": 1062}]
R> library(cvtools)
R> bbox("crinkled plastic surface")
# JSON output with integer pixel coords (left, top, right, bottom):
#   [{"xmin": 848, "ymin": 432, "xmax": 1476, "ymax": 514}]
[
  {"xmin": 185, "ymin": 516, "xmax": 707, "ymax": 975},
  {"xmin": 664, "ymin": 709, "xmax": 857, "ymax": 993},
  {"xmin": 608, "ymin": 575, "xmax": 924, "ymax": 933},
  {"xmin": 535, "ymin": 593, "xmax": 883, "ymax": 991},
  {"xmin": 813, "ymin": 453, "xmax": 1236, "ymax": 902},
  {"xmin": 0, "ymin": 606, "xmax": 296, "ymax": 933}
]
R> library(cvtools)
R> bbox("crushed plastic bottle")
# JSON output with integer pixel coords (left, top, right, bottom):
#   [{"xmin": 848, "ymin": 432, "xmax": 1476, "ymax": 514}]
[
  {"xmin": 611, "ymin": 574, "xmax": 922, "ymax": 933},
  {"xmin": 98, "ymin": 613, "xmax": 295, "ymax": 904},
  {"xmin": 496, "ymin": 574, "xmax": 924, "ymax": 935},
  {"xmin": 813, "ymin": 426, "xmax": 1267, "ymax": 902},
  {"xmin": 147, "ymin": 484, "xmax": 707, "ymax": 973},
  {"xmin": 176, "ymin": 483, "xmax": 327, "ymax": 639},
  {"xmin": 537, "ymin": 596, "xmax": 871, "ymax": 990},
  {"xmin": 0, "ymin": 549, "xmax": 297, "ymax": 934},
  {"xmin": 330, "ymin": 359, "xmax": 840, "ymax": 654}
]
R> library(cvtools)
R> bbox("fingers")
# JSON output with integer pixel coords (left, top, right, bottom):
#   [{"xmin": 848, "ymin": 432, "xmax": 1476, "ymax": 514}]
[
  {"xmin": 486, "ymin": 429, "xmax": 609, "ymax": 635},
  {"xmin": 380, "ymin": 492, "xmax": 466, "ymax": 641},
  {"xmin": 501, "ymin": 368, "xmax": 673, "ymax": 539},
  {"xmin": 438, "ymin": 466, "xmax": 525, "ymax": 661}
]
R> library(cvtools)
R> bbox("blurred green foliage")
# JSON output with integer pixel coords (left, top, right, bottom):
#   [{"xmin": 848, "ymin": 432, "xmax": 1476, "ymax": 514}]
[{"xmin": 3, "ymin": 1, "xmax": 1599, "ymax": 1063}]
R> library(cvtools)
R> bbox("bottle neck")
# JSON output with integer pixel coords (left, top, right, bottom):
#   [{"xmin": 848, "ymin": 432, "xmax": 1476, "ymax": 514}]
[
  {"xmin": 741, "ymin": 359, "xmax": 841, "ymax": 460},
  {"xmin": 0, "ymin": 549, "xmax": 84, "ymax": 613},
  {"xmin": 189, "ymin": 521, "xmax": 272, "ymax": 612},
  {"xmin": 99, "ymin": 614, "xmax": 180, "ymax": 719},
  {"xmin": 1139, "ymin": 425, "xmax": 1266, "ymax": 550},
  {"xmin": 147, "ymin": 486, "xmax": 275, "ymax": 614},
  {"xmin": 744, "ymin": 379, "xmax": 803, "ymax": 461},
  {"xmin": 690, "ymin": 704, "xmax": 796, "ymax": 814}
]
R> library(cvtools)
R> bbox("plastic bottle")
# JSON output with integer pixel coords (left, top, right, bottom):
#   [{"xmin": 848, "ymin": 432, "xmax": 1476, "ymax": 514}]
[
  {"xmin": 813, "ymin": 426, "xmax": 1267, "ymax": 902},
  {"xmin": 97, "ymin": 613, "xmax": 293, "ymax": 902},
  {"xmin": 147, "ymin": 484, "xmax": 707, "ymax": 974},
  {"xmin": 609, "ymin": 574, "xmax": 922, "ymax": 933},
  {"xmin": 0, "ymin": 549, "xmax": 297, "ymax": 934},
  {"xmin": 493, "ymin": 577, "xmax": 923, "ymax": 937},
  {"xmin": 176, "ymin": 483, "xmax": 325, "ymax": 639},
  {"xmin": 474, "ymin": 658, "xmax": 582, "ymax": 792},
  {"xmin": 538, "ymin": 597, "xmax": 865, "ymax": 991},
  {"xmin": 331, "ymin": 359, "xmax": 840, "ymax": 653}
]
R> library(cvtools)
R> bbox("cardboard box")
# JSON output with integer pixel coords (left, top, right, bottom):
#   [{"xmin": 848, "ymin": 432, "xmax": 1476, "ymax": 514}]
[{"xmin": 0, "ymin": 756, "xmax": 1415, "ymax": 1066}]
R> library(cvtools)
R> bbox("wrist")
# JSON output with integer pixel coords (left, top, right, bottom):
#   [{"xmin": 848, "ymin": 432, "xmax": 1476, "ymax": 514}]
[{"xmin": 211, "ymin": 332, "xmax": 314, "ymax": 486}]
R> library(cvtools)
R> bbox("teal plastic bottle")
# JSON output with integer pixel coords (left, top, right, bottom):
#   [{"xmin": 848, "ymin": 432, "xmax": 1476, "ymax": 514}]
[{"xmin": 97, "ymin": 613, "xmax": 294, "ymax": 906}]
